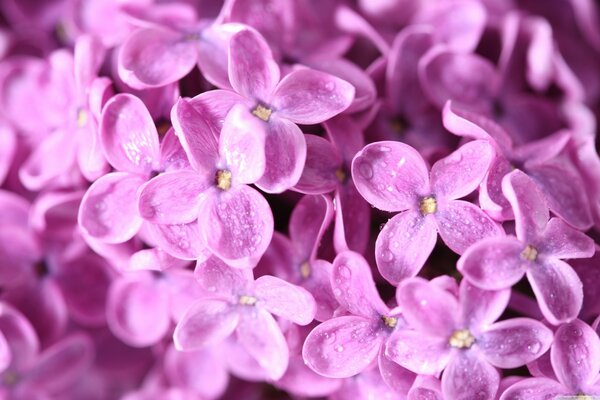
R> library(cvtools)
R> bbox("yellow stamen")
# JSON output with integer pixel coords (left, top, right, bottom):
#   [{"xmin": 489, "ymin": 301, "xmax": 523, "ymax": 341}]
[
  {"xmin": 252, "ymin": 104, "xmax": 272, "ymax": 121},
  {"xmin": 239, "ymin": 295, "xmax": 257, "ymax": 306},
  {"xmin": 419, "ymin": 196, "xmax": 437, "ymax": 215},
  {"xmin": 576, "ymin": 394, "xmax": 593, "ymax": 400},
  {"xmin": 449, "ymin": 329, "xmax": 475, "ymax": 349},
  {"xmin": 77, "ymin": 109, "xmax": 88, "ymax": 128},
  {"xmin": 335, "ymin": 168, "xmax": 346, "ymax": 183},
  {"xmin": 390, "ymin": 118, "xmax": 404, "ymax": 133},
  {"xmin": 3, "ymin": 371, "xmax": 18, "ymax": 385},
  {"xmin": 215, "ymin": 170, "xmax": 232, "ymax": 191},
  {"xmin": 300, "ymin": 262, "xmax": 311, "ymax": 279},
  {"xmin": 521, "ymin": 245, "xmax": 538, "ymax": 262},
  {"xmin": 382, "ymin": 316, "xmax": 398, "ymax": 328}
]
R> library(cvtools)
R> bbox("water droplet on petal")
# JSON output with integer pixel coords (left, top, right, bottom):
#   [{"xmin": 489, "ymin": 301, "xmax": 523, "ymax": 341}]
[
  {"xmin": 380, "ymin": 250, "xmax": 394, "ymax": 262},
  {"xmin": 358, "ymin": 161, "xmax": 373, "ymax": 180}
]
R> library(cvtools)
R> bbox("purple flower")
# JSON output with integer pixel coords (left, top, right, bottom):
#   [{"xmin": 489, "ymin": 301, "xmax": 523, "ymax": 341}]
[
  {"xmin": 458, "ymin": 169, "xmax": 595, "ymax": 324},
  {"xmin": 500, "ymin": 319, "xmax": 600, "ymax": 399},
  {"xmin": 174, "ymin": 256, "xmax": 316, "ymax": 380},
  {"xmin": 387, "ymin": 277, "xmax": 553, "ymax": 400},
  {"xmin": 352, "ymin": 139, "xmax": 502, "ymax": 284}
]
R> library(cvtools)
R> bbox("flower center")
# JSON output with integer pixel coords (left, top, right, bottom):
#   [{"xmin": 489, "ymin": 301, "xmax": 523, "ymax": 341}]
[
  {"xmin": 215, "ymin": 170, "xmax": 232, "ymax": 191},
  {"xmin": 335, "ymin": 168, "xmax": 346, "ymax": 183},
  {"xmin": 419, "ymin": 196, "xmax": 437, "ymax": 215},
  {"xmin": 382, "ymin": 316, "xmax": 398, "ymax": 328},
  {"xmin": 239, "ymin": 295, "xmax": 257, "ymax": 306},
  {"xmin": 76, "ymin": 108, "xmax": 88, "ymax": 128},
  {"xmin": 576, "ymin": 394, "xmax": 593, "ymax": 400},
  {"xmin": 521, "ymin": 245, "xmax": 538, "ymax": 262},
  {"xmin": 449, "ymin": 329, "xmax": 475, "ymax": 349},
  {"xmin": 252, "ymin": 104, "xmax": 272, "ymax": 121},
  {"xmin": 3, "ymin": 370, "xmax": 19, "ymax": 386},
  {"xmin": 300, "ymin": 261, "xmax": 311, "ymax": 279}
]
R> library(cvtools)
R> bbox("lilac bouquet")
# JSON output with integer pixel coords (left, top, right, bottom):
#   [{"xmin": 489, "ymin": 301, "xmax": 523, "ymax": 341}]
[{"xmin": 1, "ymin": 0, "xmax": 600, "ymax": 399}]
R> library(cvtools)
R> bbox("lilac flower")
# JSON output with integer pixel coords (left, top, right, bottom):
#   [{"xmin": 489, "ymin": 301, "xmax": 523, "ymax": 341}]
[
  {"xmin": 352, "ymin": 139, "xmax": 502, "ymax": 284},
  {"xmin": 302, "ymin": 251, "xmax": 416, "ymax": 394},
  {"xmin": 500, "ymin": 319, "xmax": 600, "ymax": 399},
  {"xmin": 174, "ymin": 256, "xmax": 316, "ymax": 380},
  {"xmin": 458, "ymin": 169, "xmax": 595, "ymax": 324},
  {"xmin": 138, "ymin": 98, "xmax": 273, "ymax": 268},
  {"xmin": 387, "ymin": 277, "xmax": 553, "ymax": 400}
]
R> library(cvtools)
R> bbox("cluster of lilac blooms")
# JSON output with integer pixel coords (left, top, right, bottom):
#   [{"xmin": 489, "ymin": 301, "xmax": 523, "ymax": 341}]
[{"xmin": 2, "ymin": 0, "xmax": 600, "ymax": 399}]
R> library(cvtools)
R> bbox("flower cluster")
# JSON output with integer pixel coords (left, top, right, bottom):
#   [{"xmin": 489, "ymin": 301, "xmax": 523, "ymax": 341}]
[{"xmin": 1, "ymin": 0, "xmax": 600, "ymax": 399}]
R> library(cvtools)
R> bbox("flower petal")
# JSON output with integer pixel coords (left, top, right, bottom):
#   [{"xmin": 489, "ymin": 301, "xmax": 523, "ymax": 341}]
[
  {"xmin": 457, "ymin": 236, "xmax": 526, "ymax": 291},
  {"xmin": 302, "ymin": 316, "xmax": 382, "ymax": 378},
  {"xmin": 480, "ymin": 155, "xmax": 514, "ymax": 221},
  {"xmin": 376, "ymin": 210, "xmax": 438, "ymax": 285},
  {"xmin": 228, "ymin": 28, "xmax": 279, "ymax": 100},
  {"xmin": 539, "ymin": 217, "xmax": 595, "ymax": 259},
  {"xmin": 0, "ymin": 303, "xmax": 39, "ymax": 371},
  {"xmin": 197, "ymin": 186, "xmax": 273, "ymax": 268},
  {"xmin": 100, "ymin": 93, "xmax": 160, "ymax": 174},
  {"xmin": 294, "ymin": 134, "xmax": 341, "ymax": 195},
  {"xmin": 499, "ymin": 377, "xmax": 568, "ymax": 400},
  {"xmin": 396, "ymin": 277, "xmax": 458, "ymax": 335},
  {"xmin": 378, "ymin": 347, "xmax": 417, "ymax": 395},
  {"xmin": 302, "ymin": 259, "xmax": 338, "ymax": 322},
  {"xmin": 441, "ymin": 351, "xmax": 500, "ymax": 400},
  {"xmin": 195, "ymin": 255, "xmax": 252, "ymax": 298},
  {"xmin": 385, "ymin": 330, "xmax": 451, "ymax": 375},
  {"xmin": 138, "ymin": 170, "xmax": 210, "ymax": 225},
  {"xmin": 527, "ymin": 258, "xmax": 583, "ymax": 325},
  {"xmin": 0, "ymin": 333, "xmax": 10, "ymax": 373},
  {"xmin": 289, "ymin": 194, "xmax": 334, "ymax": 261},
  {"xmin": 458, "ymin": 280, "xmax": 511, "ymax": 330},
  {"xmin": 334, "ymin": 182, "xmax": 371, "ymax": 254},
  {"xmin": 276, "ymin": 354, "xmax": 343, "ymax": 398},
  {"xmin": 551, "ymin": 319, "xmax": 600, "ymax": 391},
  {"xmin": 254, "ymin": 275, "xmax": 316, "ymax": 325},
  {"xmin": 0, "ymin": 123, "xmax": 16, "ymax": 185},
  {"xmin": 78, "ymin": 172, "xmax": 144, "ymax": 243},
  {"xmin": 145, "ymin": 221, "xmax": 209, "ymax": 261},
  {"xmin": 237, "ymin": 308, "xmax": 289, "ymax": 380},
  {"xmin": 255, "ymin": 116, "xmax": 306, "ymax": 193},
  {"xmin": 436, "ymin": 200, "xmax": 504, "ymax": 255},
  {"xmin": 272, "ymin": 68, "xmax": 355, "ymax": 125},
  {"xmin": 430, "ymin": 140, "xmax": 495, "ymax": 200},
  {"xmin": 352, "ymin": 141, "xmax": 429, "ymax": 212},
  {"xmin": 196, "ymin": 23, "xmax": 244, "ymax": 89},
  {"xmin": 478, "ymin": 318, "xmax": 553, "ymax": 368},
  {"xmin": 332, "ymin": 251, "xmax": 388, "ymax": 318},
  {"xmin": 173, "ymin": 299, "xmax": 239, "ymax": 351}
]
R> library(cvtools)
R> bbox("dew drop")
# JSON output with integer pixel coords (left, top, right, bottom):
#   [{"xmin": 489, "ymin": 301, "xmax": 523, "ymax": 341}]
[
  {"xmin": 380, "ymin": 250, "xmax": 394, "ymax": 262},
  {"xmin": 358, "ymin": 161, "xmax": 373, "ymax": 180},
  {"xmin": 527, "ymin": 341, "xmax": 541, "ymax": 354},
  {"xmin": 335, "ymin": 344, "xmax": 344, "ymax": 352}
]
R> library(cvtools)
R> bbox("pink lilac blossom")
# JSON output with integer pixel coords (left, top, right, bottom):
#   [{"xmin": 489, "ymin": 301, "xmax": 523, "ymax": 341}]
[{"xmin": 1, "ymin": 0, "xmax": 600, "ymax": 399}]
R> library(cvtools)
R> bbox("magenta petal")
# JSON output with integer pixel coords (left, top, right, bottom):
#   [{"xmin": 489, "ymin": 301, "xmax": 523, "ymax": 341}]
[
  {"xmin": 228, "ymin": 29, "xmax": 279, "ymax": 100},
  {"xmin": 276, "ymin": 354, "xmax": 343, "ymax": 397},
  {"xmin": 377, "ymin": 347, "xmax": 417, "ymax": 395},
  {"xmin": 430, "ymin": 140, "xmax": 495, "ymax": 200},
  {"xmin": 478, "ymin": 318, "xmax": 553, "ymax": 368},
  {"xmin": 441, "ymin": 352, "xmax": 500, "ymax": 400},
  {"xmin": 254, "ymin": 275, "xmax": 316, "ymax": 325},
  {"xmin": 302, "ymin": 316, "xmax": 382, "ymax": 378},
  {"xmin": 100, "ymin": 93, "xmax": 160, "ymax": 175},
  {"xmin": 196, "ymin": 23, "xmax": 244, "ymax": 90},
  {"xmin": 256, "ymin": 116, "xmax": 306, "ymax": 193},
  {"xmin": 195, "ymin": 256, "xmax": 252, "ymax": 299},
  {"xmin": 106, "ymin": 274, "xmax": 170, "ymax": 347},
  {"xmin": 0, "ymin": 304, "xmax": 39, "ymax": 371},
  {"xmin": 539, "ymin": 217, "xmax": 595, "ymax": 259},
  {"xmin": 376, "ymin": 210, "xmax": 438, "ymax": 284},
  {"xmin": 385, "ymin": 330, "xmax": 451, "ymax": 375},
  {"xmin": 0, "ymin": 124, "xmax": 16, "ymax": 185},
  {"xmin": 436, "ymin": 200, "xmax": 504, "ymax": 255},
  {"xmin": 146, "ymin": 221, "xmax": 209, "ymax": 260},
  {"xmin": 138, "ymin": 171, "xmax": 210, "ymax": 224},
  {"xmin": 272, "ymin": 68, "xmax": 355, "ymax": 125},
  {"xmin": 352, "ymin": 141, "xmax": 429, "ymax": 212},
  {"xmin": 332, "ymin": 251, "xmax": 388, "ymax": 318},
  {"xmin": 118, "ymin": 27, "xmax": 197, "ymax": 89},
  {"xmin": 219, "ymin": 104, "xmax": 266, "ymax": 184},
  {"xmin": 335, "ymin": 182, "xmax": 370, "ymax": 254},
  {"xmin": 236, "ymin": 309, "xmax": 288, "ymax": 380},
  {"xmin": 480, "ymin": 155, "xmax": 514, "ymax": 221},
  {"xmin": 302, "ymin": 259, "xmax": 338, "ymax": 322},
  {"xmin": 78, "ymin": 172, "xmax": 145, "ymax": 243},
  {"xmin": 457, "ymin": 236, "xmax": 526, "ymax": 290},
  {"xmin": 0, "ymin": 332, "xmax": 9, "ymax": 373},
  {"xmin": 551, "ymin": 319, "xmax": 600, "ymax": 391},
  {"xmin": 397, "ymin": 277, "xmax": 458, "ymax": 335},
  {"xmin": 198, "ymin": 186, "xmax": 273, "ymax": 268},
  {"xmin": 459, "ymin": 280, "xmax": 511, "ymax": 330},
  {"xmin": 527, "ymin": 258, "xmax": 583, "ymax": 325},
  {"xmin": 407, "ymin": 375, "xmax": 444, "ymax": 400},
  {"xmin": 74, "ymin": 34, "xmax": 105, "ymax": 90},
  {"xmin": 294, "ymin": 134, "xmax": 341, "ymax": 195},
  {"xmin": 289, "ymin": 194, "xmax": 334, "ymax": 261},
  {"xmin": 499, "ymin": 377, "xmax": 568, "ymax": 400},
  {"xmin": 173, "ymin": 299, "xmax": 239, "ymax": 351}
]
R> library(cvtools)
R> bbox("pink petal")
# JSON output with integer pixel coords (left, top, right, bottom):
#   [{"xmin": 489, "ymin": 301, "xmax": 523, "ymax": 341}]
[
  {"xmin": 228, "ymin": 28, "xmax": 279, "ymax": 100},
  {"xmin": 78, "ymin": 172, "xmax": 145, "ymax": 243},
  {"xmin": 513, "ymin": 130, "xmax": 571, "ymax": 166},
  {"xmin": 441, "ymin": 352, "xmax": 500, "ymax": 400},
  {"xmin": 539, "ymin": 217, "xmax": 595, "ymax": 259},
  {"xmin": 302, "ymin": 259, "xmax": 338, "ymax": 322},
  {"xmin": 396, "ymin": 277, "xmax": 458, "ymax": 335},
  {"xmin": 499, "ymin": 377, "xmax": 568, "ymax": 400},
  {"xmin": 334, "ymin": 182, "xmax": 371, "ymax": 254},
  {"xmin": 302, "ymin": 316, "xmax": 382, "ymax": 378},
  {"xmin": 128, "ymin": 248, "xmax": 187, "ymax": 272},
  {"xmin": 351, "ymin": 141, "xmax": 430, "ymax": 212},
  {"xmin": 159, "ymin": 128, "xmax": 191, "ymax": 172},
  {"xmin": 198, "ymin": 186, "xmax": 273, "ymax": 268},
  {"xmin": 385, "ymin": 330, "xmax": 451, "ymax": 375},
  {"xmin": 430, "ymin": 140, "xmax": 495, "ymax": 200},
  {"xmin": 480, "ymin": 155, "xmax": 514, "ymax": 221},
  {"xmin": 236, "ymin": 308, "xmax": 289, "ymax": 380},
  {"xmin": 195, "ymin": 256, "xmax": 252, "ymax": 299},
  {"xmin": 145, "ymin": 221, "xmax": 209, "ymax": 261},
  {"xmin": 458, "ymin": 280, "xmax": 511, "ymax": 330},
  {"xmin": 171, "ymin": 98, "xmax": 220, "ymax": 173},
  {"xmin": 478, "ymin": 318, "xmax": 553, "ymax": 368},
  {"xmin": 253, "ymin": 275, "xmax": 316, "ymax": 325},
  {"xmin": 457, "ymin": 236, "xmax": 526, "ymax": 290},
  {"xmin": 219, "ymin": 104, "xmax": 267, "ymax": 184},
  {"xmin": 551, "ymin": 319, "xmax": 600, "ymax": 391},
  {"xmin": 0, "ymin": 332, "xmax": 10, "ymax": 373},
  {"xmin": 331, "ymin": 251, "xmax": 389, "ymax": 318},
  {"xmin": 294, "ymin": 134, "xmax": 341, "ymax": 195},
  {"xmin": 289, "ymin": 194, "xmax": 334, "ymax": 261},
  {"xmin": 378, "ymin": 347, "xmax": 417, "ymax": 395},
  {"xmin": 0, "ymin": 123, "xmax": 16, "ymax": 185},
  {"xmin": 255, "ymin": 116, "xmax": 306, "ymax": 193},
  {"xmin": 74, "ymin": 34, "xmax": 105, "ymax": 91},
  {"xmin": 173, "ymin": 299, "xmax": 239, "ymax": 351},
  {"xmin": 501, "ymin": 169, "xmax": 549, "ymax": 243},
  {"xmin": 276, "ymin": 355, "xmax": 343, "ymax": 397},
  {"xmin": 408, "ymin": 375, "xmax": 444, "ymax": 400},
  {"xmin": 187, "ymin": 89, "xmax": 246, "ymax": 134},
  {"xmin": 376, "ymin": 210, "xmax": 438, "ymax": 285},
  {"xmin": 118, "ymin": 27, "xmax": 197, "ymax": 89},
  {"xmin": 106, "ymin": 274, "xmax": 171, "ymax": 347},
  {"xmin": 77, "ymin": 122, "xmax": 110, "ymax": 182},
  {"xmin": 100, "ymin": 93, "xmax": 160, "ymax": 175},
  {"xmin": 435, "ymin": 200, "xmax": 504, "ymax": 255},
  {"xmin": 196, "ymin": 23, "xmax": 245, "ymax": 90},
  {"xmin": 0, "ymin": 303, "xmax": 39, "ymax": 371},
  {"xmin": 527, "ymin": 258, "xmax": 583, "ymax": 325},
  {"xmin": 138, "ymin": 170, "xmax": 210, "ymax": 225}
]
